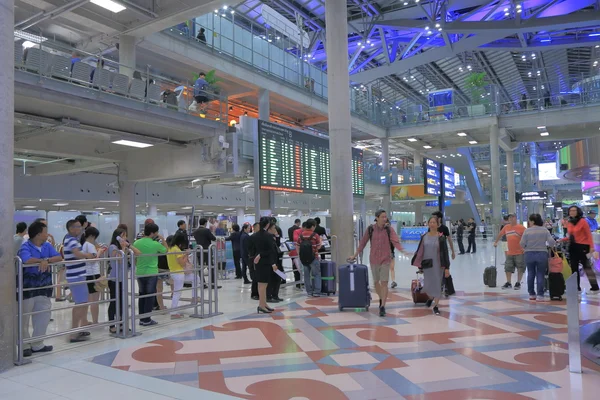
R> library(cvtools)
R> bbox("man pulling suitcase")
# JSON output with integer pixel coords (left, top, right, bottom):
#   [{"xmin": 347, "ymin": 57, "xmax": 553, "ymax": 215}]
[{"xmin": 350, "ymin": 209, "xmax": 410, "ymax": 317}]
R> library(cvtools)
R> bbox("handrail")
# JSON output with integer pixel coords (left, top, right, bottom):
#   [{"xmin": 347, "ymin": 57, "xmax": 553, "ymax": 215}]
[
  {"xmin": 14, "ymin": 33, "xmax": 228, "ymax": 123},
  {"xmin": 14, "ymin": 246, "xmax": 224, "ymax": 365}
]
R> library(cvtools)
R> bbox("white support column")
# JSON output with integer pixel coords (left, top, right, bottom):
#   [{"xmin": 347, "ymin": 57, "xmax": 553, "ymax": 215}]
[
  {"xmin": 326, "ymin": 0, "xmax": 354, "ymax": 264},
  {"xmin": 119, "ymin": 174, "xmax": 137, "ymax": 238},
  {"xmin": 0, "ymin": 0, "xmax": 15, "ymax": 372},
  {"xmin": 258, "ymin": 89, "xmax": 270, "ymax": 121},
  {"xmin": 119, "ymin": 35, "xmax": 137, "ymax": 79},
  {"xmin": 414, "ymin": 203, "xmax": 423, "ymax": 225},
  {"xmin": 236, "ymin": 208, "xmax": 245, "ymax": 224},
  {"xmin": 490, "ymin": 124, "xmax": 502, "ymax": 224},
  {"xmin": 506, "ymin": 150, "xmax": 516, "ymax": 214},
  {"xmin": 381, "ymin": 138, "xmax": 391, "ymax": 213}
]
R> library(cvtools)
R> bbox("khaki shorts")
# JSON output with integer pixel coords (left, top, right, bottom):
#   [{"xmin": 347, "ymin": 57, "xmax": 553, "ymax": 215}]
[
  {"xmin": 371, "ymin": 264, "xmax": 391, "ymax": 283},
  {"xmin": 505, "ymin": 254, "xmax": 525, "ymax": 273}
]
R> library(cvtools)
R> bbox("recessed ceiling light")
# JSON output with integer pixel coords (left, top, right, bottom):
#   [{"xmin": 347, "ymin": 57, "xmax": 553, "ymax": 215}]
[
  {"xmin": 469, "ymin": 140, "xmax": 478, "ymax": 144},
  {"xmin": 407, "ymin": 138, "xmax": 418, "ymax": 142},
  {"xmin": 540, "ymin": 132, "xmax": 549, "ymax": 136},
  {"xmin": 53, "ymin": 203, "xmax": 69, "ymax": 207},
  {"xmin": 22, "ymin": 205, "xmax": 36, "ymax": 209},
  {"xmin": 423, "ymin": 145, "xmax": 432, "ymax": 149},
  {"xmin": 181, "ymin": 206, "xmax": 193, "ymax": 210},
  {"xmin": 90, "ymin": 0, "xmax": 126, "ymax": 13},
  {"xmin": 112, "ymin": 140, "xmax": 154, "ymax": 148},
  {"xmin": 457, "ymin": 132, "xmax": 467, "ymax": 136},
  {"xmin": 95, "ymin": 207, "xmax": 106, "ymax": 210},
  {"xmin": 537, "ymin": 126, "xmax": 546, "ymax": 130}
]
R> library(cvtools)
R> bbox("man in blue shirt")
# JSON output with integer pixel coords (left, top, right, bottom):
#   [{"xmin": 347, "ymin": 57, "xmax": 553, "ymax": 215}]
[
  {"xmin": 587, "ymin": 210, "xmax": 598, "ymax": 232},
  {"xmin": 17, "ymin": 221, "xmax": 62, "ymax": 357},
  {"xmin": 191, "ymin": 72, "xmax": 209, "ymax": 111}
]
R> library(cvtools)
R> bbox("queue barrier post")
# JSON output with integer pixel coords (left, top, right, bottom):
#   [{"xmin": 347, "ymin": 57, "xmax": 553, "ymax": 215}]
[
  {"xmin": 202, "ymin": 244, "xmax": 222, "ymax": 319},
  {"xmin": 330, "ymin": 235, "xmax": 339, "ymax": 283},
  {"xmin": 129, "ymin": 249, "xmax": 140, "ymax": 337},
  {"xmin": 113, "ymin": 250, "xmax": 130, "ymax": 339},
  {"xmin": 15, "ymin": 257, "xmax": 31, "ymax": 366},
  {"xmin": 189, "ymin": 245, "xmax": 202, "ymax": 319}
]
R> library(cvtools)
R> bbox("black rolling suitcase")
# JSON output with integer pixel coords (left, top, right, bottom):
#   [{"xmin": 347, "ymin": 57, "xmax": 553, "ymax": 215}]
[
  {"xmin": 338, "ymin": 263, "xmax": 370, "ymax": 311},
  {"xmin": 483, "ymin": 247, "xmax": 498, "ymax": 288},
  {"xmin": 548, "ymin": 272, "xmax": 565, "ymax": 300},
  {"xmin": 320, "ymin": 261, "xmax": 336, "ymax": 296}
]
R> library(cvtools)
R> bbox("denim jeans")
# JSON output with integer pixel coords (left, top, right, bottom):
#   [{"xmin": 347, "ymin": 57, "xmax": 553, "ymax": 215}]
[
  {"xmin": 303, "ymin": 258, "xmax": 321, "ymax": 295},
  {"xmin": 137, "ymin": 276, "xmax": 158, "ymax": 323},
  {"xmin": 525, "ymin": 251, "xmax": 547, "ymax": 297}
]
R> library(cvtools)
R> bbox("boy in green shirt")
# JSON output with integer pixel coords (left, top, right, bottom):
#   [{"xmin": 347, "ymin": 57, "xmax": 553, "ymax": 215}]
[{"xmin": 133, "ymin": 223, "xmax": 168, "ymax": 326}]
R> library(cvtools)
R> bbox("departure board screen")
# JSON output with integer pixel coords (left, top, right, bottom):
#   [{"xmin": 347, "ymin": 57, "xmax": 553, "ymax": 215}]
[
  {"xmin": 423, "ymin": 157, "xmax": 441, "ymax": 196},
  {"xmin": 258, "ymin": 121, "xmax": 365, "ymax": 196}
]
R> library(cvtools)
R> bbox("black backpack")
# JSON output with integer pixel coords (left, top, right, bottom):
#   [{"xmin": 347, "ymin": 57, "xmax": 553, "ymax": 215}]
[
  {"xmin": 299, "ymin": 233, "xmax": 317, "ymax": 265},
  {"xmin": 368, "ymin": 225, "xmax": 393, "ymax": 253}
]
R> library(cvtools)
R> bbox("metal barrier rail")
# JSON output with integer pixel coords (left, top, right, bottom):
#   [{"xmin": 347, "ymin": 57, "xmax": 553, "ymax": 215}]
[
  {"xmin": 15, "ymin": 252, "xmax": 127, "ymax": 366},
  {"xmin": 15, "ymin": 246, "xmax": 224, "ymax": 365}
]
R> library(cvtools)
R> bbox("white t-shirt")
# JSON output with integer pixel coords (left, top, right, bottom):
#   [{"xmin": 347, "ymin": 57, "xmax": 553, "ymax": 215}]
[{"xmin": 82, "ymin": 242, "xmax": 101, "ymax": 276}]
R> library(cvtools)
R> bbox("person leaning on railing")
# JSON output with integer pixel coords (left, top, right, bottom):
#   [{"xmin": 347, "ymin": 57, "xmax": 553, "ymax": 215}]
[{"xmin": 17, "ymin": 221, "xmax": 63, "ymax": 357}]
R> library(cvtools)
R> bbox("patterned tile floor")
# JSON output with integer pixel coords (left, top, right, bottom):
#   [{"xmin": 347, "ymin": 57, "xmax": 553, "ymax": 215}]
[{"xmin": 91, "ymin": 289, "xmax": 600, "ymax": 399}]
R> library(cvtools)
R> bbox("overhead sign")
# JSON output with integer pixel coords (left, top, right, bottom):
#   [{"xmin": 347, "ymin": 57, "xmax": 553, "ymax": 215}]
[
  {"xmin": 519, "ymin": 191, "xmax": 548, "ymax": 201},
  {"xmin": 423, "ymin": 158, "xmax": 441, "ymax": 196},
  {"xmin": 443, "ymin": 165, "xmax": 455, "ymax": 198}
]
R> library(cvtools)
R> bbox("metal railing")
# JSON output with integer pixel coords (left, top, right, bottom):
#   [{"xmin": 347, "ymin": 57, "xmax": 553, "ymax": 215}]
[
  {"xmin": 14, "ymin": 246, "xmax": 221, "ymax": 365},
  {"xmin": 15, "ymin": 252, "xmax": 127, "ymax": 366},
  {"xmin": 14, "ymin": 33, "xmax": 228, "ymax": 123}
]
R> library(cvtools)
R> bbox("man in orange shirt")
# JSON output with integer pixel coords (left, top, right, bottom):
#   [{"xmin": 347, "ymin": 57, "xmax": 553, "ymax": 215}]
[{"xmin": 493, "ymin": 214, "xmax": 526, "ymax": 290}]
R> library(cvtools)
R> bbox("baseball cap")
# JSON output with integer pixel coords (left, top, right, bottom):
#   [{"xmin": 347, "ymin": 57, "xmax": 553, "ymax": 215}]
[{"xmin": 588, "ymin": 210, "xmax": 597, "ymax": 215}]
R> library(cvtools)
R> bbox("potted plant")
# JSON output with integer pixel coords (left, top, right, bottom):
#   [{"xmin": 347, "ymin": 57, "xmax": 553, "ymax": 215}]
[{"xmin": 465, "ymin": 71, "xmax": 487, "ymax": 116}]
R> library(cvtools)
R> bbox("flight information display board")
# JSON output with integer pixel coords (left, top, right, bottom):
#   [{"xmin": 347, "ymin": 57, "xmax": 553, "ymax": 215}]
[
  {"xmin": 443, "ymin": 165, "xmax": 456, "ymax": 198},
  {"xmin": 423, "ymin": 157, "xmax": 441, "ymax": 196},
  {"xmin": 258, "ymin": 121, "xmax": 364, "ymax": 196}
]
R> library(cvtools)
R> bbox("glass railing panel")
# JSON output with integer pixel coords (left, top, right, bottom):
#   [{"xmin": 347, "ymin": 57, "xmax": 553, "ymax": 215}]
[{"xmin": 14, "ymin": 34, "xmax": 228, "ymax": 124}]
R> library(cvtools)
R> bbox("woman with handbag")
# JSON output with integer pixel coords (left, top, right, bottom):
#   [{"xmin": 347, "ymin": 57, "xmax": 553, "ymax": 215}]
[
  {"xmin": 411, "ymin": 216, "xmax": 451, "ymax": 315},
  {"xmin": 520, "ymin": 214, "xmax": 556, "ymax": 301},
  {"xmin": 565, "ymin": 205, "xmax": 599, "ymax": 294},
  {"xmin": 167, "ymin": 234, "xmax": 194, "ymax": 319}
]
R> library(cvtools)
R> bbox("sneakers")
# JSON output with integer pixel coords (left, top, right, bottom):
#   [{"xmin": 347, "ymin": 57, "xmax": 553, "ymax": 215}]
[
  {"xmin": 379, "ymin": 306, "xmax": 386, "ymax": 317},
  {"xmin": 501, "ymin": 282, "xmax": 512, "ymax": 290},
  {"xmin": 514, "ymin": 282, "xmax": 521, "ymax": 290},
  {"xmin": 391, "ymin": 281, "xmax": 398, "ymax": 289},
  {"xmin": 587, "ymin": 290, "xmax": 600, "ymax": 296},
  {"xmin": 139, "ymin": 320, "xmax": 158, "ymax": 326},
  {"xmin": 433, "ymin": 306, "xmax": 440, "ymax": 315},
  {"xmin": 536, "ymin": 296, "xmax": 549, "ymax": 302},
  {"xmin": 425, "ymin": 299, "xmax": 433, "ymax": 308},
  {"xmin": 529, "ymin": 295, "xmax": 537, "ymax": 301}
]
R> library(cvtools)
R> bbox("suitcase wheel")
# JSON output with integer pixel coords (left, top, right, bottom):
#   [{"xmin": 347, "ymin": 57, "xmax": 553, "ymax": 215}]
[
  {"xmin": 339, "ymin": 306, "xmax": 343, "ymax": 312},
  {"xmin": 365, "ymin": 306, "xmax": 369, "ymax": 312}
]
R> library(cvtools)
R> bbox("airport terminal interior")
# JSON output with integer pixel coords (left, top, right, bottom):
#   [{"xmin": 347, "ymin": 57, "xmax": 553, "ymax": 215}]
[{"xmin": 2, "ymin": 0, "xmax": 600, "ymax": 398}]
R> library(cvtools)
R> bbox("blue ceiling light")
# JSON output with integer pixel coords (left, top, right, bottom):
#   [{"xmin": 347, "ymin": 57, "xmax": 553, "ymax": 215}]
[{"xmin": 590, "ymin": 33, "xmax": 600, "ymax": 37}]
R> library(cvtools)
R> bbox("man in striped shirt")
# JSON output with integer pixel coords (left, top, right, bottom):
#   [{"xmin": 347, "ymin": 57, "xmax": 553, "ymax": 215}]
[{"xmin": 63, "ymin": 219, "xmax": 95, "ymax": 343}]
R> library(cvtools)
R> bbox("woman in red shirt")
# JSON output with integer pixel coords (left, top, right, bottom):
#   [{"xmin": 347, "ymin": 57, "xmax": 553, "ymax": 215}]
[{"xmin": 566, "ymin": 206, "xmax": 599, "ymax": 294}]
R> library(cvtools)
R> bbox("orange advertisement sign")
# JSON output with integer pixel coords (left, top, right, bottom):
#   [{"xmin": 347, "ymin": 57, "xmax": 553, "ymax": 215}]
[{"xmin": 390, "ymin": 184, "xmax": 437, "ymax": 202}]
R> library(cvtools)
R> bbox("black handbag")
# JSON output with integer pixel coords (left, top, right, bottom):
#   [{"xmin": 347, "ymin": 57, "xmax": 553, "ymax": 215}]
[{"xmin": 421, "ymin": 259, "xmax": 433, "ymax": 269}]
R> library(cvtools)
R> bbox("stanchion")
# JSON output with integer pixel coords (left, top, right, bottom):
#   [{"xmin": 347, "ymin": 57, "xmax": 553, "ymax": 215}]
[
  {"xmin": 129, "ymin": 249, "xmax": 141, "ymax": 337},
  {"xmin": 331, "ymin": 235, "xmax": 339, "ymax": 283},
  {"xmin": 190, "ymin": 246, "xmax": 202, "ymax": 319},
  {"xmin": 14, "ymin": 257, "xmax": 31, "ymax": 366},
  {"xmin": 202, "ymin": 244, "xmax": 222, "ymax": 318},
  {"xmin": 114, "ymin": 250, "xmax": 129, "ymax": 339},
  {"xmin": 566, "ymin": 273, "xmax": 582, "ymax": 373}
]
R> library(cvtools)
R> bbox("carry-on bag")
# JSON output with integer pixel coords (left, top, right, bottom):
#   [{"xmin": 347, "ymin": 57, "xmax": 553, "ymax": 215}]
[
  {"xmin": 444, "ymin": 275, "xmax": 456, "ymax": 297},
  {"xmin": 548, "ymin": 248, "xmax": 563, "ymax": 273},
  {"xmin": 548, "ymin": 272, "xmax": 565, "ymax": 300},
  {"xmin": 320, "ymin": 261, "xmax": 336, "ymax": 296},
  {"xmin": 483, "ymin": 247, "xmax": 498, "ymax": 288},
  {"xmin": 412, "ymin": 271, "xmax": 429, "ymax": 304},
  {"xmin": 338, "ymin": 262, "xmax": 370, "ymax": 311}
]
